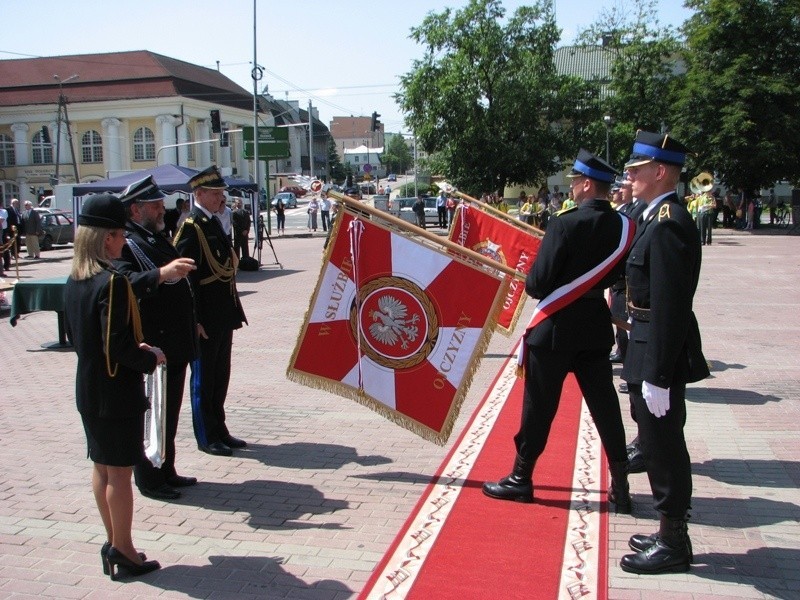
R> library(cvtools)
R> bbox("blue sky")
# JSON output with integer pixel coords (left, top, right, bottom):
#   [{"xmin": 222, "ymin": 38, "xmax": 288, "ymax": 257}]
[{"xmin": 2, "ymin": 0, "xmax": 692, "ymax": 132}]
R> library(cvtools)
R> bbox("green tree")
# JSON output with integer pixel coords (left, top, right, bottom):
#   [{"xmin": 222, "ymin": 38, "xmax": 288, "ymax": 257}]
[
  {"xmin": 674, "ymin": 0, "xmax": 800, "ymax": 195},
  {"xmin": 398, "ymin": 0, "xmax": 601, "ymax": 195},
  {"xmin": 327, "ymin": 137, "xmax": 346, "ymax": 184},
  {"xmin": 577, "ymin": 0, "xmax": 684, "ymax": 168},
  {"xmin": 382, "ymin": 135, "xmax": 413, "ymax": 175}
]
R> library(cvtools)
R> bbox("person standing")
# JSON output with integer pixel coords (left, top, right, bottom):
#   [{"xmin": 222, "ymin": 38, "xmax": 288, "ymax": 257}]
[
  {"xmin": 64, "ymin": 193, "xmax": 164, "ymax": 580},
  {"xmin": 174, "ymin": 166, "xmax": 248, "ymax": 457},
  {"xmin": 22, "ymin": 200, "xmax": 43, "ymax": 258},
  {"xmin": 273, "ymin": 197, "xmax": 286, "ymax": 236},
  {"xmin": 0, "ymin": 202, "xmax": 8, "ymax": 274},
  {"xmin": 483, "ymin": 149, "xmax": 634, "ymax": 515},
  {"xmin": 7, "ymin": 198, "xmax": 23, "ymax": 257},
  {"xmin": 618, "ymin": 131, "xmax": 709, "ymax": 575},
  {"xmin": 412, "ymin": 195, "xmax": 426, "ymax": 229},
  {"xmin": 436, "ymin": 190, "xmax": 448, "ymax": 228},
  {"xmin": 114, "ymin": 176, "xmax": 199, "ymax": 501},
  {"xmin": 307, "ymin": 196, "xmax": 319, "ymax": 232},
  {"xmin": 320, "ymin": 193, "xmax": 331, "ymax": 232},
  {"xmin": 230, "ymin": 197, "xmax": 251, "ymax": 260}
]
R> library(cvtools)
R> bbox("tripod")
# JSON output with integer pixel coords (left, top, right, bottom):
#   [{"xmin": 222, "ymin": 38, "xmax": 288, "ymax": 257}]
[{"xmin": 256, "ymin": 215, "xmax": 282, "ymax": 269}]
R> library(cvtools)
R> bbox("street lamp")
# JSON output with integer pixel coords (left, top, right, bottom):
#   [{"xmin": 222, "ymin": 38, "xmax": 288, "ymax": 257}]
[{"xmin": 603, "ymin": 115, "xmax": 613, "ymax": 163}]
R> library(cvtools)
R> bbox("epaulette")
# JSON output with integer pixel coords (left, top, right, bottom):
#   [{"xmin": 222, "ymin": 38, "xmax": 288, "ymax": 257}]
[
  {"xmin": 555, "ymin": 205, "xmax": 578, "ymax": 217},
  {"xmin": 658, "ymin": 204, "xmax": 671, "ymax": 221}
]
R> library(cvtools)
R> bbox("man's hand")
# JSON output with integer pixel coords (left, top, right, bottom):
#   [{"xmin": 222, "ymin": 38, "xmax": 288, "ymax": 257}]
[
  {"xmin": 197, "ymin": 323, "xmax": 208, "ymax": 340},
  {"xmin": 642, "ymin": 381, "xmax": 670, "ymax": 417},
  {"xmin": 159, "ymin": 257, "xmax": 196, "ymax": 282},
  {"xmin": 139, "ymin": 342, "xmax": 166, "ymax": 365}
]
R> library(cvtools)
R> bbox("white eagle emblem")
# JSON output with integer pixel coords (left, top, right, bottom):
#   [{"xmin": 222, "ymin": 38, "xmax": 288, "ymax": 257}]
[{"xmin": 369, "ymin": 295, "xmax": 420, "ymax": 350}]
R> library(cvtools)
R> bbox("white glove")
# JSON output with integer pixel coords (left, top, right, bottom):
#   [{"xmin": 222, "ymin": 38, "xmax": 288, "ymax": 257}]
[{"xmin": 642, "ymin": 381, "xmax": 670, "ymax": 418}]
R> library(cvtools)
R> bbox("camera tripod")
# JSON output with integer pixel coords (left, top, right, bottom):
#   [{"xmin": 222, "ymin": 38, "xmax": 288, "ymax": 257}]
[{"xmin": 256, "ymin": 214, "xmax": 282, "ymax": 269}]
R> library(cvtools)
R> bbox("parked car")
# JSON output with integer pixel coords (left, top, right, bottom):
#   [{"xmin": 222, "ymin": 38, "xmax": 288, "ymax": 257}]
[
  {"xmin": 359, "ymin": 182, "xmax": 377, "ymax": 195},
  {"xmin": 387, "ymin": 173, "xmax": 397, "ymax": 182},
  {"xmin": 343, "ymin": 187, "xmax": 362, "ymax": 200},
  {"xmin": 280, "ymin": 185, "xmax": 307, "ymax": 198},
  {"xmin": 30, "ymin": 208, "xmax": 74, "ymax": 250},
  {"xmin": 270, "ymin": 192, "xmax": 298, "ymax": 209},
  {"xmin": 396, "ymin": 196, "xmax": 438, "ymax": 226}
]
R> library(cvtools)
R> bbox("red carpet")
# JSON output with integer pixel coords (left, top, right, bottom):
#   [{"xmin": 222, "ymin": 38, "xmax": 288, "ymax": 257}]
[{"xmin": 360, "ymin": 358, "xmax": 609, "ymax": 600}]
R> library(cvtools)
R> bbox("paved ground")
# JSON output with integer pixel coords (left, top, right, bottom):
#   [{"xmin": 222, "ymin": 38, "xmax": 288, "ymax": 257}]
[{"xmin": 0, "ymin": 221, "xmax": 797, "ymax": 599}]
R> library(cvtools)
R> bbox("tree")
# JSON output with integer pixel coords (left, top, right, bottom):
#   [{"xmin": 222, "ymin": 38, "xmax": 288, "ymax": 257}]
[
  {"xmin": 674, "ymin": 0, "xmax": 800, "ymax": 195},
  {"xmin": 398, "ymin": 0, "xmax": 601, "ymax": 195},
  {"xmin": 382, "ymin": 135, "xmax": 413, "ymax": 175},
  {"xmin": 577, "ymin": 0, "xmax": 684, "ymax": 169},
  {"xmin": 327, "ymin": 137, "xmax": 346, "ymax": 184}
]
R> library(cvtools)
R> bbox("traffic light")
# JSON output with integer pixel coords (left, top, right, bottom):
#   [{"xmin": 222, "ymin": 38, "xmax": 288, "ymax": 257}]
[
  {"xmin": 210, "ymin": 109, "xmax": 221, "ymax": 133},
  {"xmin": 41, "ymin": 125, "xmax": 51, "ymax": 144},
  {"xmin": 220, "ymin": 129, "xmax": 229, "ymax": 148},
  {"xmin": 370, "ymin": 111, "xmax": 381, "ymax": 132}
]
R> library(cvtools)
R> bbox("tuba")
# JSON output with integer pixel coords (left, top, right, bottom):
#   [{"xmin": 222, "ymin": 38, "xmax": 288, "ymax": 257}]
[{"xmin": 690, "ymin": 172, "xmax": 714, "ymax": 194}]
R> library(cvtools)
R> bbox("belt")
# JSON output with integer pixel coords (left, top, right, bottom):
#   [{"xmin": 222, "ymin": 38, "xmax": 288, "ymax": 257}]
[
  {"xmin": 627, "ymin": 302, "xmax": 651, "ymax": 322},
  {"xmin": 582, "ymin": 289, "xmax": 605, "ymax": 299}
]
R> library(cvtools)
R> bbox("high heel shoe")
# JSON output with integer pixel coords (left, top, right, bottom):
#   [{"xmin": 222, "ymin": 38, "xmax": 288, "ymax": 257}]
[
  {"xmin": 100, "ymin": 541, "xmax": 146, "ymax": 576},
  {"xmin": 106, "ymin": 546, "xmax": 160, "ymax": 580}
]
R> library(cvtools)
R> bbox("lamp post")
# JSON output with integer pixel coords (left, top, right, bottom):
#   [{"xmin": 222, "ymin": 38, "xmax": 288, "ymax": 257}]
[{"xmin": 603, "ymin": 115, "xmax": 613, "ymax": 163}]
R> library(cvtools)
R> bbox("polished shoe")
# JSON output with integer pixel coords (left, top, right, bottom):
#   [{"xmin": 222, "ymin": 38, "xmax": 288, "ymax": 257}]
[
  {"xmin": 198, "ymin": 441, "xmax": 232, "ymax": 456},
  {"xmin": 166, "ymin": 474, "xmax": 198, "ymax": 487},
  {"xmin": 482, "ymin": 454, "xmax": 535, "ymax": 503},
  {"xmin": 221, "ymin": 434, "xmax": 247, "ymax": 449},
  {"xmin": 629, "ymin": 531, "xmax": 694, "ymax": 562},
  {"xmin": 620, "ymin": 515, "xmax": 692, "ymax": 574},
  {"xmin": 101, "ymin": 541, "xmax": 145, "ymax": 576},
  {"xmin": 627, "ymin": 446, "xmax": 647, "ymax": 474},
  {"xmin": 139, "ymin": 483, "xmax": 180, "ymax": 500},
  {"xmin": 106, "ymin": 546, "xmax": 160, "ymax": 581},
  {"xmin": 609, "ymin": 352, "xmax": 624, "ymax": 364}
]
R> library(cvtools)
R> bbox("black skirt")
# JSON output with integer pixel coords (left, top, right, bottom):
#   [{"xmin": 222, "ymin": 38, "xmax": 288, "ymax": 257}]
[{"xmin": 81, "ymin": 412, "xmax": 145, "ymax": 467}]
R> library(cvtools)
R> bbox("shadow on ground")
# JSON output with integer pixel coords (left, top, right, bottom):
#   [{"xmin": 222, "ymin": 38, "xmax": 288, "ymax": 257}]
[
  {"xmin": 691, "ymin": 547, "xmax": 800, "ymax": 600},
  {"xmin": 685, "ymin": 387, "xmax": 781, "ymax": 405},
  {"xmin": 241, "ymin": 442, "xmax": 392, "ymax": 470},
  {"xmin": 694, "ymin": 458, "xmax": 800, "ymax": 488}
]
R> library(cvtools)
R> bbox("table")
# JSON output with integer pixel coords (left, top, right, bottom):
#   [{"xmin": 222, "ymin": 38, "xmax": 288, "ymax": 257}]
[{"xmin": 10, "ymin": 276, "xmax": 70, "ymax": 348}]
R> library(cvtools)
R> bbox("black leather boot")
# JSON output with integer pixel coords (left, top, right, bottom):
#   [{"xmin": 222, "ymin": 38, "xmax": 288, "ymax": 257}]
[
  {"xmin": 626, "ymin": 440, "xmax": 647, "ymax": 474},
  {"xmin": 620, "ymin": 515, "xmax": 692, "ymax": 574},
  {"xmin": 608, "ymin": 460, "xmax": 632, "ymax": 514},
  {"xmin": 482, "ymin": 454, "xmax": 535, "ymax": 503},
  {"xmin": 629, "ymin": 515, "xmax": 694, "ymax": 561}
]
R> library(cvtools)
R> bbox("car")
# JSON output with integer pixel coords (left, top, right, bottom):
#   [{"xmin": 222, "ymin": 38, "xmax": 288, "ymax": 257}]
[
  {"xmin": 387, "ymin": 173, "xmax": 397, "ymax": 182},
  {"xmin": 270, "ymin": 192, "xmax": 298, "ymax": 209},
  {"xmin": 396, "ymin": 196, "xmax": 438, "ymax": 226},
  {"xmin": 31, "ymin": 208, "xmax": 74, "ymax": 250},
  {"xmin": 359, "ymin": 182, "xmax": 377, "ymax": 195},
  {"xmin": 280, "ymin": 185, "xmax": 307, "ymax": 198},
  {"xmin": 343, "ymin": 187, "xmax": 362, "ymax": 200}
]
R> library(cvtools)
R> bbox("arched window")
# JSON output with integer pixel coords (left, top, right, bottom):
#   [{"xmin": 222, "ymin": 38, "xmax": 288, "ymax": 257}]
[
  {"xmin": 32, "ymin": 131, "xmax": 53, "ymax": 164},
  {"xmin": 0, "ymin": 134, "xmax": 15, "ymax": 166},
  {"xmin": 81, "ymin": 130, "xmax": 103, "ymax": 163},
  {"xmin": 133, "ymin": 126, "xmax": 155, "ymax": 161}
]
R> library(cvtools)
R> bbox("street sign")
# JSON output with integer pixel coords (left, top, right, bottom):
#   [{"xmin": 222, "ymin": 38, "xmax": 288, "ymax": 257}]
[
  {"xmin": 310, "ymin": 179, "xmax": 323, "ymax": 193},
  {"xmin": 363, "ymin": 164, "xmax": 372, "ymax": 173},
  {"xmin": 242, "ymin": 126, "xmax": 291, "ymax": 159}
]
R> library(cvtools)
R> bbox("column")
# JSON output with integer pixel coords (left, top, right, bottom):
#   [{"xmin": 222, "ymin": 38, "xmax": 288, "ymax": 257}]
[
  {"xmin": 101, "ymin": 118, "xmax": 123, "ymax": 174},
  {"xmin": 156, "ymin": 115, "xmax": 177, "ymax": 165},
  {"xmin": 196, "ymin": 119, "xmax": 211, "ymax": 169},
  {"xmin": 177, "ymin": 121, "xmax": 189, "ymax": 166},
  {"xmin": 11, "ymin": 123, "xmax": 30, "ymax": 166}
]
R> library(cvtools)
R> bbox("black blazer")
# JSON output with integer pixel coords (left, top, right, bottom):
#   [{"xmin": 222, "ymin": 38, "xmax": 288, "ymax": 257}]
[
  {"xmin": 113, "ymin": 220, "xmax": 198, "ymax": 364},
  {"xmin": 621, "ymin": 194, "xmax": 709, "ymax": 387},
  {"xmin": 65, "ymin": 266, "xmax": 157, "ymax": 419},
  {"xmin": 174, "ymin": 207, "xmax": 246, "ymax": 334},
  {"xmin": 525, "ymin": 198, "xmax": 630, "ymax": 352}
]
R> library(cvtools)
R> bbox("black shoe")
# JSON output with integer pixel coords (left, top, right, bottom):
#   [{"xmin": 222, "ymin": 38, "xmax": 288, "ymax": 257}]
[
  {"xmin": 629, "ymin": 532, "xmax": 694, "ymax": 562},
  {"xmin": 609, "ymin": 352, "xmax": 624, "ymax": 364},
  {"xmin": 106, "ymin": 546, "xmax": 160, "ymax": 581},
  {"xmin": 627, "ymin": 447, "xmax": 647, "ymax": 474},
  {"xmin": 620, "ymin": 538, "xmax": 691, "ymax": 574},
  {"xmin": 165, "ymin": 474, "xmax": 198, "ymax": 487},
  {"xmin": 139, "ymin": 484, "xmax": 180, "ymax": 500},
  {"xmin": 198, "ymin": 441, "xmax": 232, "ymax": 456},
  {"xmin": 618, "ymin": 382, "xmax": 628, "ymax": 393},
  {"xmin": 221, "ymin": 434, "xmax": 247, "ymax": 449},
  {"xmin": 101, "ymin": 541, "xmax": 145, "ymax": 576},
  {"xmin": 482, "ymin": 454, "xmax": 535, "ymax": 503}
]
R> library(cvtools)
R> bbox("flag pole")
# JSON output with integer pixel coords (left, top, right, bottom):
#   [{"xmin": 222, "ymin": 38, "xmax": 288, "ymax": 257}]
[
  {"xmin": 436, "ymin": 181, "xmax": 546, "ymax": 237},
  {"xmin": 327, "ymin": 190, "xmax": 525, "ymax": 282}
]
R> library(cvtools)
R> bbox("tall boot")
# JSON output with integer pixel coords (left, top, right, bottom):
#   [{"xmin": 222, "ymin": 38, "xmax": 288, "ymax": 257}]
[
  {"xmin": 628, "ymin": 514, "xmax": 694, "ymax": 561},
  {"xmin": 620, "ymin": 515, "xmax": 692, "ymax": 574},
  {"xmin": 482, "ymin": 454, "xmax": 535, "ymax": 503},
  {"xmin": 608, "ymin": 460, "xmax": 632, "ymax": 514}
]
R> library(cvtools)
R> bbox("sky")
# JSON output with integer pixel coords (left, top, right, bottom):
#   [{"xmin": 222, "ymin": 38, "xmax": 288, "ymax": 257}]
[{"xmin": 2, "ymin": 0, "xmax": 693, "ymax": 133}]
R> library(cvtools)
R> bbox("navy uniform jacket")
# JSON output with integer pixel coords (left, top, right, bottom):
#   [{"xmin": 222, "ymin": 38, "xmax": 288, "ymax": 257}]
[
  {"xmin": 65, "ymin": 267, "xmax": 157, "ymax": 419},
  {"xmin": 525, "ymin": 198, "xmax": 630, "ymax": 352},
  {"xmin": 113, "ymin": 220, "xmax": 198, "ymax": 364},
  {"xmin": 621, "ymin": 194, "xmax": 709, "ymax": 387},
  {"xmin": 174, "ymin": 207, "xmax": 246, "ymax": 334}
]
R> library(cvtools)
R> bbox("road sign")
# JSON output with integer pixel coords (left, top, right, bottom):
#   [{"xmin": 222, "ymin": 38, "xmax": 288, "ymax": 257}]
[
  {"xmin": 242, "ymin": 126, "xmax": 290, "ymax": 159},
  {"xmin": 363, "ymin": 164, "xmax": 372, "ymax": 173},
  {"xmin": 310, "ymin": 179, "xmax": 323, "ymax": 193}
]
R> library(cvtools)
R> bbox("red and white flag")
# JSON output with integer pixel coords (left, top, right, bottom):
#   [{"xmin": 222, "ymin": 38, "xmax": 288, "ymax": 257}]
[
  {"xmin": 287, "ymin": 211, "xmax": 508, "ymax": 445},
  {"xmin": 448, "ymin": 203, "xmax": 542, "ymax": 334}
]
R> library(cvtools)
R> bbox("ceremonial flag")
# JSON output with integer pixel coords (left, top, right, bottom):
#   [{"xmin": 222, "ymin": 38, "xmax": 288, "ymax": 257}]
[
  {"xmin": 287, "ymin": 211, "xmax": 508, "ymax": 445},
  {"xmin": 448, "ymin": 203, "xmax": 542, "ymax": 334}
]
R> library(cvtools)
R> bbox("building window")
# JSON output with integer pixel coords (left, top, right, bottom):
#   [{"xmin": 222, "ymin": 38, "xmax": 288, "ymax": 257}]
[
  {"xmin": 81, "ymin": 130, "xmax": 103, "ymax": 163},
  {"xmin": 0, "ymin": 134, "xmax": 15, "ymax": 166},
  {"xmin": 185, "ymin": 128, "xmax": 195, "ymax": 162},
  {"xmin": 2, "ymin": 181, "xmax": 20, "ymax": 204},
  {"xmin": 32, "ymin": 131, "xmax": 53, "ymax": 164},
  {"xmin": 133, "ymin": 127, "xmax": 155, "ymax": 161},
  {"xmin": 354, "ymin": 156, "xmax": 359, "ymax": 163}
]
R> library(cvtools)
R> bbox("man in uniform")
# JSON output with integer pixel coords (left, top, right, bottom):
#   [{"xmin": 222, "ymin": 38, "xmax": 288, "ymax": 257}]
[
  {"xmin": 483, "ymin": 149, "xmax": 634, "ymax": 514},
  {"xmin": 619, "ymin": 131, "xmax": 709, "ymax": 575},
  {"xmin": 175, "ymin": 166, "xmax": 248, "ymax": 456},
  {"xmin": 230, "ymin": 196, "xmax": 251, "ymax": 261},
  {"xmin": 114, "ymin": 176, "xmax": 199, "ymax": 500}
]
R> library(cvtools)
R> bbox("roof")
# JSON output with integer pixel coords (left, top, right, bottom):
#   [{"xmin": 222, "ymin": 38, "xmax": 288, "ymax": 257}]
[
  {"xmin": 343, "ymin": 145, "xmax": 384, "ymax": 154},
  {"xmin": 0, "ymin": 51, "xmax": 253, "ymax": 109},
  {"xmin": 553, "ymin": 45, "xmax": 613, "ymax": 81}
]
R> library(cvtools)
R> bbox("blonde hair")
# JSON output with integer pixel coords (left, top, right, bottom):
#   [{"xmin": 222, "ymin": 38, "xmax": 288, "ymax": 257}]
[{"xmin": 70, "ymin": 225, "xmax": 113, "ymax": 280}]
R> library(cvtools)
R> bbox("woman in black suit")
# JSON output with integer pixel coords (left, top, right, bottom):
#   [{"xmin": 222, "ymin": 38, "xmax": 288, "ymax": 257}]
[{"xmin": 65, "ymin": 194, "xmax": 165, "ymax": 580}]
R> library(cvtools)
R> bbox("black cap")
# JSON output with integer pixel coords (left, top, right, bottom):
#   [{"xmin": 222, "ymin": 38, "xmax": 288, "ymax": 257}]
[
  {"xmin": 119, "ymin": 175, "xmax": 165, "ymax": 205},
  {"xmin": 566, "ymin": 148, "xmax": 618, "ymax": 183},
  {"xmin": 625, "ymin": 130, "xmax": 690, "ymax": 168},
  {"xmin": 78, "ymin": 194, "xmax": 126, "ymax": 228},
  {"xmin": 188, "ymin": 165, "xmax": 228, "ymax": 190}
]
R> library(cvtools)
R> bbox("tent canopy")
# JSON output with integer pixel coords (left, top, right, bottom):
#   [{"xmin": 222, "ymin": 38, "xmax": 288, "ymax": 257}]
[{"xmin": 73, "ymin": 164, "xmax": 258, "ymax": 196}]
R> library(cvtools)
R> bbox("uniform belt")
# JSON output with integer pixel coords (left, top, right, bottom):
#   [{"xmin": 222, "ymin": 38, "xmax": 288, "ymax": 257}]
[
  {"xmin": 582, "ymin": 289, "xmax": 605, "ymax": 299},
  {"xmin": 627, "ymin": 302, "xmax": 651, "ymax": 322}
]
